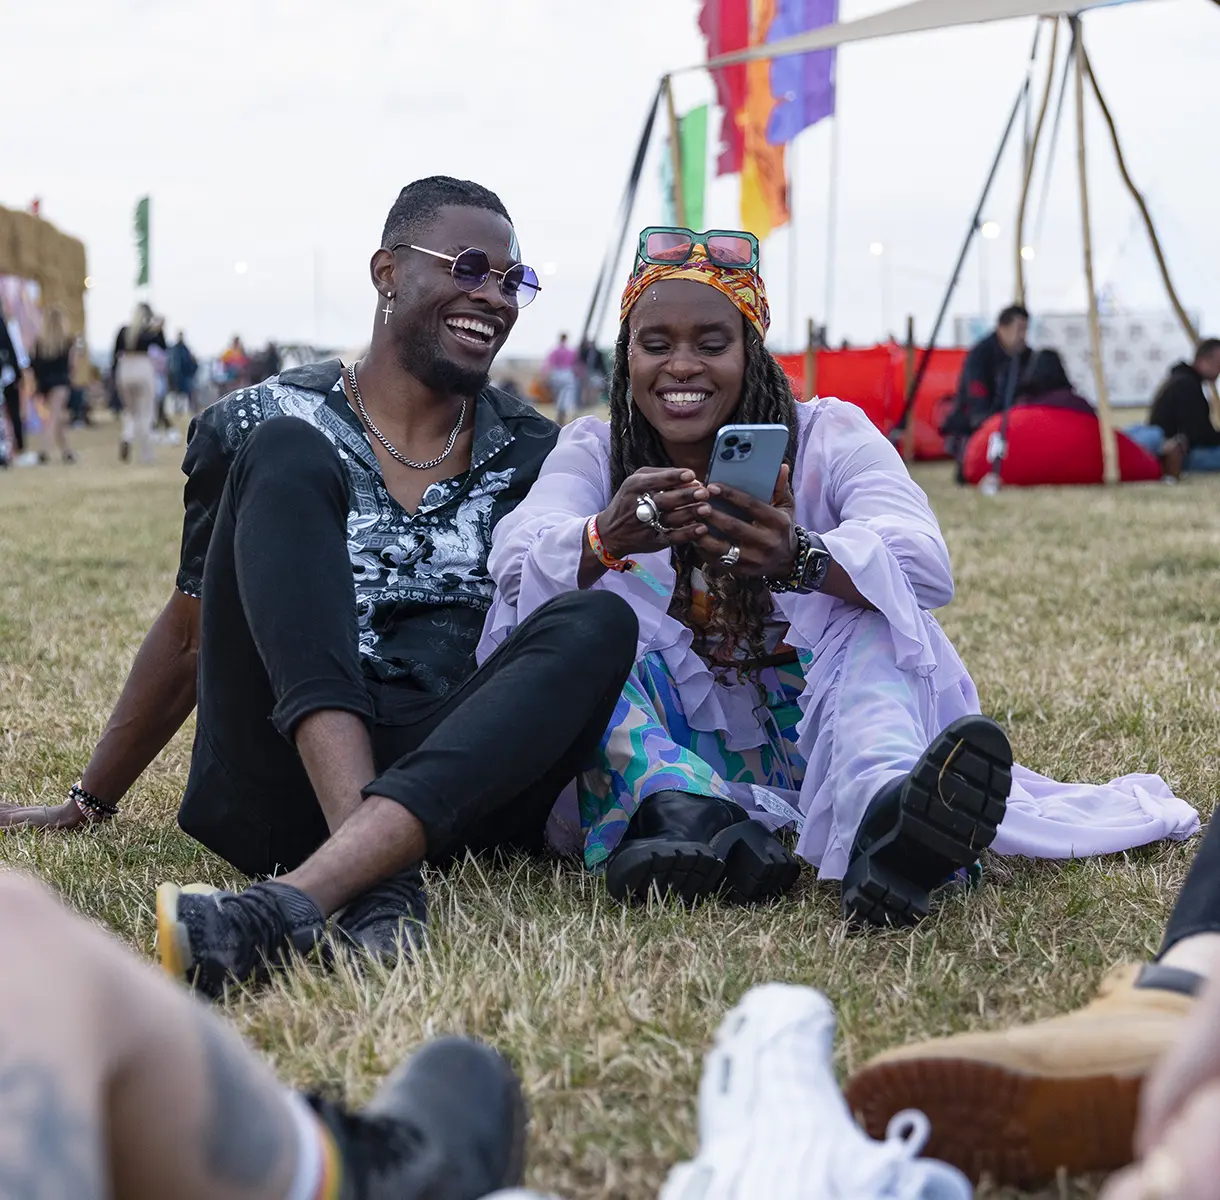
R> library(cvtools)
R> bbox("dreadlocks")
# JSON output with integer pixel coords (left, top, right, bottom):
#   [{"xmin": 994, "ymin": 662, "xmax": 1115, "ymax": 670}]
[{"xmin": 608, "ymin": 318, "xmax": 799, "ymax": 670}]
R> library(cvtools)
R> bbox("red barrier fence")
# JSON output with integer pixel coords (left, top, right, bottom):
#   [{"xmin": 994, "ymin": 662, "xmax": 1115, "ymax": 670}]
[{"xmin": 774, "ymin": 344, "xmax": 967, "ymax": 461}]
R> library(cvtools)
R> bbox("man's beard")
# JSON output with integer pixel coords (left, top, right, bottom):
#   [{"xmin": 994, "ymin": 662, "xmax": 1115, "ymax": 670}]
[{"xmin": 395, "ymin": 327, "xmax": 489, "ymax": 397}]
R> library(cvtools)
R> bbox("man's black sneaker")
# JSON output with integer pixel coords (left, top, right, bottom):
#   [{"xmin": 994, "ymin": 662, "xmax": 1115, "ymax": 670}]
[
  {"xmin": 310, "ymin": 1036, "xmax": 527, "ymax": 1200},
  {"xmin": 605, "ymin": 789, "xmax": 800, "ymax": 906},
  {"xmin": 840, "ymin": 714, "xmax": 1012, "ymax": 929},
  {"xmin": 331, "ymin": 867, "xmax": 428, "ymax": 962},
  {"xmin": 156, "ymin": 879, "xmax": 324, "ymax": 999}
]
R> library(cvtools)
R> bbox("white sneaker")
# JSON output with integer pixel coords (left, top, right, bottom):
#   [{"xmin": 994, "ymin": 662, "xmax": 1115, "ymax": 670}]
[
  {"xmin": 482, "ymin": 1192, "xmax": 562, "ymax": 1199},
  {"xmin": 660, "ymin": 984, "xmax": 972, "ymax": 1200},
  {"xmin": 14, "ymin": 450, "xmax": 39, "ymax": 467}
]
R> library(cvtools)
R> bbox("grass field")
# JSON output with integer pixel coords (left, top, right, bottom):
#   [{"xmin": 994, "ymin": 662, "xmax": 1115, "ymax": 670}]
[{"xmin": 2, "ymin": 415, "xmax": 1218, "ymax": 1199}]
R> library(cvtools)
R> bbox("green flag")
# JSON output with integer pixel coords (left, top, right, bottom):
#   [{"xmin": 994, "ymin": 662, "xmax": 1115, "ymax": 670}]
[
  {"xmin": 134, "ymin": 196, "xmax": 150, "ymax": 287},
  {"xmin": 679, "ymin": 105, "xmax": 708, "ymax": 233}
]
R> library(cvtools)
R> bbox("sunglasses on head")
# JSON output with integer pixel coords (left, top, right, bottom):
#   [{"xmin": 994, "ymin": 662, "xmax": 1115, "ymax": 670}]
[
  {"xmin": 392, "ymin": 243, "xmax": 542, "ymax": 309},
  {"xmin": 635, "ymin": 226, "xmax": 760, "ymax": 271}
]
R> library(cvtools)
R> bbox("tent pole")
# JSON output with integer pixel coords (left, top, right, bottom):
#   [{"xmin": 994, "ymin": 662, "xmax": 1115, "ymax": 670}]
[
  {"xmin": 1082, "ymin": 46, "xmax": 1197, "ymax": 345},
  {"xmin": 1016, "ymin": 17, "xmax": 1060, "ymax": 305},
  {"xmin": 580, "ymin": 80, "xmax": 663, "ymax": 346},
  {"xmin": 664, "ymin": 76, "xmax": 688, "ymax": 227},
  {"xmin": 901, "ymin": 314, "xmax": 917, "ymax": 463},
  {"xmin": 824, "ymin": 116, "xmax": 839, "ymax": 341},
  {"xmin": 1073, "ymin": 17, "xmax": 1118, "ymax": 486},
  {"xmin": 1083, "ymin": 43, "xmax": 1218, "ymax": 421},
  {"xmin": 788, "ymin": 139, "xmax": 799, "ymax": 349},
  {"xmin": 895, "ymin": 76, "xmax": 1027, "ymax": 432},
  {"xmin": 804, "ymin": 317, "xmax": 817, "ymax": 401}
]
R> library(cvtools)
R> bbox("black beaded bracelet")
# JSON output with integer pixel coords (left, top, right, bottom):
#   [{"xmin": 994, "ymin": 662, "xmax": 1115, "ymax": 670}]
[
  {"xmin": 764, "ymin": 526, "xmax": 813, "ymax": 594},
  {"xmin": 69, "ymin": 782, "xmax": 119, "ymax": 818}
]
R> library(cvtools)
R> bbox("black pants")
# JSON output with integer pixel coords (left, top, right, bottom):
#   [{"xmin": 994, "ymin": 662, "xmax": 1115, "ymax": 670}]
[
  {"xmin": 3, "ymin": 382, "xmax": 23, "ymax": 453},
  {"xmin": 1159, "ymin": 814, "xmax": 1220, "ymax": 957},
  {"xmin": 178, "ymin": 418, "xmax": 638, "ymax": 878}
]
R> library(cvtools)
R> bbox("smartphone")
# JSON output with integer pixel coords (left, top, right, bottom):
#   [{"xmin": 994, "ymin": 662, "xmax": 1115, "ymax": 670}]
[{"xmin": 705, "ymin": 424, "xmax": 790, "ymax": 523}]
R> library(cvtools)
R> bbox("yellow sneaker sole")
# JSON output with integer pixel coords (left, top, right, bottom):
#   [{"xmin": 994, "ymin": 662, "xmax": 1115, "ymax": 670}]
[
  {"xmin": 155, "ymin": 882, "xmax": 219, "ymax": 985},
  {"xmin": 846, "ymin": 1055, "xmax": 1142, "ymax": 1187}
]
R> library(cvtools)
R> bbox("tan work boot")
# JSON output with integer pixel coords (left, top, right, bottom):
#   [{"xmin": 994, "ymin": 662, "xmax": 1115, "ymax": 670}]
[{"xmin": 844, "ymin": 963, "xmax": 1201, "ymax": 1188}]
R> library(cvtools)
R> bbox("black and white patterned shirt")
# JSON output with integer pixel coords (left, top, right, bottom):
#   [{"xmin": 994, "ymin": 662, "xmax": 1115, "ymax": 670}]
[{"xmin": 176, "ymin": 359, "xmax": 558, "ymax": 702}]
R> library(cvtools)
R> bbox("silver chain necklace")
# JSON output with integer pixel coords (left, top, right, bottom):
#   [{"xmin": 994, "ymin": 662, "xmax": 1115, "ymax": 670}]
[{"xmin": 347, "ymin": 363, "xmax": 467, "ymax": 471}]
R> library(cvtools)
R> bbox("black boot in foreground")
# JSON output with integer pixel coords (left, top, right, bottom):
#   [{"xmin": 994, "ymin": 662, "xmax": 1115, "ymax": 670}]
[{"xmin": 312, "ymin": 1036, "xmax": 528, "ymax": 1200}]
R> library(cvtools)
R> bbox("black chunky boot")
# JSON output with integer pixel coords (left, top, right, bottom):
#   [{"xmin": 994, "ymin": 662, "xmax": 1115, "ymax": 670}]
[
  {"xmin": 840, "ymin": 714, "xmax": 1012, "ymax": 928},
  {"xmin": 605, "ymin": 789, "xmax": 800, "ymax": 906}
]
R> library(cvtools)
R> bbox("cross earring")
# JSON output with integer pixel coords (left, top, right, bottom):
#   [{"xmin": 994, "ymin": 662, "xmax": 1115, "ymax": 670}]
[{"xmin": 382, "ymin": 293, "xmax": 395, "ymax": 325}]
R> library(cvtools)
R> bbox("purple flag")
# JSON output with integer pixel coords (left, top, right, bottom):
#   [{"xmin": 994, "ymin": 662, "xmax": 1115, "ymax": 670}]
[{"xmin": 766, "ymin": 0, "xmax": 838, "ymax": 146}]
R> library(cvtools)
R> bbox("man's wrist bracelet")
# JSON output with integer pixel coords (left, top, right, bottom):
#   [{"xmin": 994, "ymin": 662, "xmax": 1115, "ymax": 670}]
[{"xmin": 70, "ymin": 782, "xmax": 119, "ymax": 818}]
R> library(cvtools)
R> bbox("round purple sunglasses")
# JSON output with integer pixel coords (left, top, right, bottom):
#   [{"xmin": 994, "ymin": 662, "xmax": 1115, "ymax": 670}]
[{"xmin": 392, "ymin": 243, "xmax": 542, "ymax": 309}]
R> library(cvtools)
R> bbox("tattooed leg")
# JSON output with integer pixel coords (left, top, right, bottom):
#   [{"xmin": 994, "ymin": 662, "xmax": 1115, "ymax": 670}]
[{"xmin": 0, "ymin": 874, "xmax": 298, "ymax": 1200}]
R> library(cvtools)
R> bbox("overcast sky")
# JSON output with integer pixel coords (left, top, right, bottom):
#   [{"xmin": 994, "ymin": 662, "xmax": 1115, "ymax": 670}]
[{"xmin": 4, "ymin": 0, "xmax": 1216, "ymax": 358}]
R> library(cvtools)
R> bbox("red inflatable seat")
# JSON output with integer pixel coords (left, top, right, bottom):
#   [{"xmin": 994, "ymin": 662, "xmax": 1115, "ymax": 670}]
[{"xmin": 962, "ymin": 404, "xmax": 1161, "ymax": 486}]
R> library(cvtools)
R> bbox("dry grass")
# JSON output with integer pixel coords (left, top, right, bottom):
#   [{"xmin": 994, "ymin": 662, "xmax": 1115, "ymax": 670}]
[{"xmin": 2, "ymin": 417, "xmax": 1218, "ymax": 1199}]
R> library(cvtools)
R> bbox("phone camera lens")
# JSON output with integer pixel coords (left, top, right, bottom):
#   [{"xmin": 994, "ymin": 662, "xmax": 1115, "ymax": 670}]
[
  {"xmin": 723, "ymin": 435, "xmax": 739, "ymax": 447},
  {"xmin": 739, "ymin": 443, "xmax": 753, "ymax": 456},
  {"xmin": 720, "ymin": 449, "xmax": 735, "ymax": 461}
]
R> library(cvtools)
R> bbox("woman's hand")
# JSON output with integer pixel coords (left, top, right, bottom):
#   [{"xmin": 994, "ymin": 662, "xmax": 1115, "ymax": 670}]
[
  {"xmin": 690, "ymin": 464, "xmax": 798, "ymax": 579},
  {"xmin": 596, "ymin": 467, "xmax": 711, "ymax": 559}
]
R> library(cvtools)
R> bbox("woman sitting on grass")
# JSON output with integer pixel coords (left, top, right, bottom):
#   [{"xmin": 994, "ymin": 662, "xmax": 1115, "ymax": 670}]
[{"xmin": 480, "ymin": 227, "xmax": 1198, "ymax": 927}]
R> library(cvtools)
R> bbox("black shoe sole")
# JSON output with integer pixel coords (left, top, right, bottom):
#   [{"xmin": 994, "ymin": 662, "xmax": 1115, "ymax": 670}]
[
  {"xmin": 604, "ymin": 838, "xmax": 726, "ymax": 906},
  {"xmin": 711, "ymin": 820, "xmax": 802, "ymax": 904},
  {"xmin": 841, "ymin": 715, "xmax": 1012, "ymax": 928}
]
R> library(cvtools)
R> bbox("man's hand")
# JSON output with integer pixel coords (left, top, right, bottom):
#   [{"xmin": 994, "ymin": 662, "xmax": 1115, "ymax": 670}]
[{"xmin": 0, "ymin": 799, "xmax": 92, "ymax": 831}]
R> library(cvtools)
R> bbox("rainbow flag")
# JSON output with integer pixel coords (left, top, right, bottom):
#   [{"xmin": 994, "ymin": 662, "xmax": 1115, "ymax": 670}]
[{"xmin": 699, "ymin": 0, "xmax": 838, "ymax": 241}]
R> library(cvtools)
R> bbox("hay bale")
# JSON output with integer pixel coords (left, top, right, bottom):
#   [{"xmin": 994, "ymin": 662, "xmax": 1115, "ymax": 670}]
[{"xmin": 0, "ymin": 205, "xmax": 88, "ymax": 340}]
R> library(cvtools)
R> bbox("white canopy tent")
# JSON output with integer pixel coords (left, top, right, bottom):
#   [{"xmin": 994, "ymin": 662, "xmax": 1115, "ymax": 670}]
[
  {"xmin": 669, "ymin": 0, "xmax": 1202, "ymax": 485},
  {"xmin": 685, "ymin": 0, "xmax": 1154, "ymax": 69}
]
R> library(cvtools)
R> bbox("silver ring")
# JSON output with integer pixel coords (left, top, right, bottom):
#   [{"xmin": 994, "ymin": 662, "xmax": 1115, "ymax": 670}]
[
  {"xmin": 635, "ymin": 494, "xmax": 660, "ymax": 525},
  {"xmin": 649, "ymin": 517, "xmax": 668, "ymax": 538},
  {"xmin": 719, "ymin": 544, "xmax": 741, "ymax": 567}
]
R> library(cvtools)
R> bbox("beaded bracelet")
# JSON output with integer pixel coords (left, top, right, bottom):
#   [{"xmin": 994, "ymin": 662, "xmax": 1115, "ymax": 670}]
[
  {"xmin": 70, "ymin": 781, "xmax": 119, "ymax": 819},
  {"xmin": 586, "ymin": 515, "xmax": 635, "ymax": 573}
]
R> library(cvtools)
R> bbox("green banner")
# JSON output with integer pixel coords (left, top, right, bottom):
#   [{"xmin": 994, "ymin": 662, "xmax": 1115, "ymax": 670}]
[
  {"xmin": 680, "ymin": 104, "xmax": 708, "ymax": 233},
  {"xmin": 134, "ymin": 196, "xmax": 150, "ymax": 287}
]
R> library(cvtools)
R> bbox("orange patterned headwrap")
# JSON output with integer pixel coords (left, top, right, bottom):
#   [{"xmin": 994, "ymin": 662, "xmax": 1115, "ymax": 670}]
[{"xmin": 619, "ymin": 245, "xmax": 770, "ymax": 340}]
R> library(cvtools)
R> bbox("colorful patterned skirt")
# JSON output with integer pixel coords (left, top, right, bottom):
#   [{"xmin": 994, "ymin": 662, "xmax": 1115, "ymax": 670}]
[{"xmin": 577, "ymin": 652, "xmax": 809, "ymax": 870}]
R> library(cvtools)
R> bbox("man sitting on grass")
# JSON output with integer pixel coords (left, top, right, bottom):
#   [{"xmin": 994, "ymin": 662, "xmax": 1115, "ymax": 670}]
[
  {"xmin": 1126, "ymin": 338, "xmax": 1220, "ymax": 472},
  {"xmin": 0, "ymin": 176, "xmax": 637, "ymax": 998}
]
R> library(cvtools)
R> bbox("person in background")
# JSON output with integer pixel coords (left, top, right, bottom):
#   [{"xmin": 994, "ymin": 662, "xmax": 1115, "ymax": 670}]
[
  {"xmin": 220, "ymin": 335, "xmax": 250, "ymax": 389},
  {"xmin": 0, "ymin": 297, "xmax": 28, "ymax": 466},
  {"xmin": 579, "ymin": 337, "xmax": 608, "ymax": 411},
  {"xmin": 149, "ymin": 318, "xmax": 176, "ymax": 436},
  {"xmin": 169, "ymin": 330, "xmax": 199, "ymax": 415},
  {"xmin": 941, "ymin": 304, "xmax": 1032, "ymax": 481},
  {"xmin": 31, "ymin": 304, "xmax": 76, "ymax": 464},
  {"xmin": 959, "ymin": 349, "xmax": 1180, "ymax": 491},
  {"xmin": 114, "ymin": 302, "xmax": 168, "ymax": 464},
  {"xmin": 543, "ymin": 332, "xmax": 579, "ymax": 425},
  {"xmin": 260, "ymin": 341, "xmax": 283, "ymax": 384},
  {"xmin": 1125, "ymin": 339, "xmax": 1220, "ymax": 473}
]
